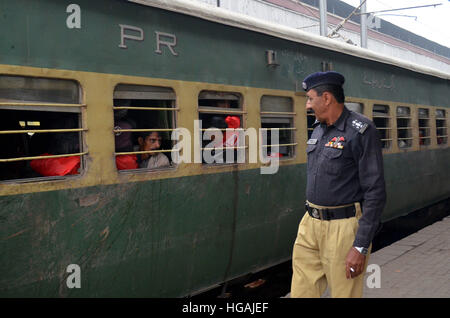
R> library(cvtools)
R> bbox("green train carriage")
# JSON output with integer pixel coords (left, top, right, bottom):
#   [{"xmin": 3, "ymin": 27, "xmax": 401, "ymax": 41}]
[{"xmin": 0, "ymin": 0, "xmax": 449, "ymax": 297}]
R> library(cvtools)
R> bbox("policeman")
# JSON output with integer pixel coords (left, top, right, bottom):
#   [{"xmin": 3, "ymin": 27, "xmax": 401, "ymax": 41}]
[{"xmin": 290, "ymin": 71, "xmax": 386, "ymax": 298}]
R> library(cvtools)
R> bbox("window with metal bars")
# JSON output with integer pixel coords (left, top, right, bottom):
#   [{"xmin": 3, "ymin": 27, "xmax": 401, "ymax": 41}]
[
  {"xmin": 198, "ymin": 91, "xmax": 245, "ymax": 164},
  {"xmin": 0, "ymin": 75, "xmax": 85, "ymax": 182},
  {"xmin": 372, "ymin": 104, "xmax": 392, "ymax": 149},
  {"xmin": 306, "ymin": 109, "xmax": 315, "ymax": 140},
  {"xmin": 436, "ymin": 109, "xmax": 448, "ymax": 145},
  {"xmin": 113, "ymin": 84, "xmax": 177, "ymax": 171},
  {"xmin": 260, "ymin": 95, "xmax": 296, "ymax": 159},
  {"xmin": 397, "ymin": 106, "xmax": 412, "ymax": 148},
  {"xmin": 418, "ymin": 108, "xmax": 431, "ymax": 146}
]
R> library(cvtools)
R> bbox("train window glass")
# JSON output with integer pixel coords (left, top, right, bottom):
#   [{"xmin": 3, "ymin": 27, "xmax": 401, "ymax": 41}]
[
  {"xmin": 113, "ymin": 84, "xmax": 177, "ymax": 171},
  {"xmin": 260, "ymin": 95, "xmax": 296, "ymax": 159},
  {"xmin": 0, "ymin": 75, "xmax": 85, "ymax": 182},
  {"xmin": 436, "ymin": 109, "xmax": 447, "ymax": 145},
  {"xmin": 372, "ymin": 104, "xmax": 391, "ymax": 149},
  {"xmin": 198, "ymin": 91, "xmax": 245, "ymax": 165},
  {"xmin": 345, "ymin": 102, "xmax": 364, "ymax": 114},
  {"xmin": 396, "ymin": 106, "xmax": 412, "ymax": 148},
  {"xmin": 418, "ymin": 108, "xmax": 431, "ymax": 147}
]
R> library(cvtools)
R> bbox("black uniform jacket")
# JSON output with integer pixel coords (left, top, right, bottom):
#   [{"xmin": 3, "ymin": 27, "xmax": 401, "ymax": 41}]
[{"xmin": 306, "ymin": 106, "xmax": 386, "ymax": 248}]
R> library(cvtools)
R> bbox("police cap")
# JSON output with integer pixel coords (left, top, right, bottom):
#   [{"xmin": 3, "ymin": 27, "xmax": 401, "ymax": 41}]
[{"xmin": 302, "ymin": 71, "xmax": 345, "ymax": 91}]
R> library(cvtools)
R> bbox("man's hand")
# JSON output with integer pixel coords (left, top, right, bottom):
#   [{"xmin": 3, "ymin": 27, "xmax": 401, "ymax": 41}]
[{"xmin": 345, "ymin": 247, "xmax": 366, "ymax": 279}]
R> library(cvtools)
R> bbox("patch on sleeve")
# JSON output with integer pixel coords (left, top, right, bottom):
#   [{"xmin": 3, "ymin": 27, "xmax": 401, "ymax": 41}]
[{"xmin": 351, "ymin": 119, "xmax": 369, "ymax": 134}]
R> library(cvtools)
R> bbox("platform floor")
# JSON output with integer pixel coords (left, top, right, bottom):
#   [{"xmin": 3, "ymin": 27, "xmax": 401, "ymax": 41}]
[{"xmin": 362, "ymin": 215, "xmax": 450, "ymax": 298}]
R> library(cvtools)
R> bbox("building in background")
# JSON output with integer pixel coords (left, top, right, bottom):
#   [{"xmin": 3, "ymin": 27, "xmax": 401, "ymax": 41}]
[{"xmin": 195, "ymin": 0, "xmax": 450, "ymax": 73}]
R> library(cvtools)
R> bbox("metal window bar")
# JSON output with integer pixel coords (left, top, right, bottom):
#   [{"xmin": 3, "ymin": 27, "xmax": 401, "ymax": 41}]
[
  {"xmin": 201, "ymin": 145, "xmax": 249, "ymax": 151},
  {"xmin": 397, "ymin": 137, "xmax": 414, "ymax": 140},
  {"xmin": 260, "ymin": 111, "xmax": 296, "ymax": 116},
  {"xmin": 201, "ymin": 128, "xmax": 247, "ymax": 132},
  {"xmin": 0, "ymin": 128, "xmax": 87, "ymax": 134},
  {"xmin": 0, "ymin": 152, "xmax": 87, "ymax": 163},
  {"xmin": 0, "ymin": 102, "xmax": 86, "ymax": 107},
  {"xmin": 198, "ymin": 108, "xmax": 246, "ymax": 115},
  {"xmin": 261, "ymin": 143, "xmax": 298, "ymax": 148},
  {"xmin": 260, "ymin": 127, "xmax": 297, "ymax": 131},
  {"xmin": 113, "ymin": 106, "xmax": 179, "ymax": 111},
  {"xmin": 115, "ymin": 149, "xmax": 178, "ymax": 156},
  {"xmin": 113, "ymin": 128, "xmax": 178, "ymax": 133}
]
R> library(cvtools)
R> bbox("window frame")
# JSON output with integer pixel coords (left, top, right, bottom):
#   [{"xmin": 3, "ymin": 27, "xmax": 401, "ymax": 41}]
[
  {"xmin": 435, "ymin": 108, "xmax": 448, "ymax": 146},
  {"xmin": 260, "ymin": 95, "xmax": 297, "ymax": 160},
  {"xmin": 372, "ymin": 104, "xmax": 392, "ymax": 150},
  {"xmin": 418, "ymin": 107, "xmax": 431, "ymax": 147},
  {"xmin": 396, "ymin": 106, "xmax": 413, "ymax": 149},
  {"xmin": 197, "ymin": 90, "xmax": 246, "ymax": 165},
  {"xmin": 112, "ymin": 83, "xmax": 178, "ymax": 172},
  {"xmin": 0, "ymin": 74, "xmax": 86, "ymax": 183}
]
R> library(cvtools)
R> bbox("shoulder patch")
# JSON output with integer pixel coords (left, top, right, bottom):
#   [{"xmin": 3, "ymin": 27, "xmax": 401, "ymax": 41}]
[{"xmin": 351, "ymin": 119, "xmax": 369, "ymax": 134}]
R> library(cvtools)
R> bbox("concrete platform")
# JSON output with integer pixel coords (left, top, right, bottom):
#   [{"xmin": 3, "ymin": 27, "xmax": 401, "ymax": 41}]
[{"xmin": 362, "ymin": 215, "xmax": 450, "ymax": 298}]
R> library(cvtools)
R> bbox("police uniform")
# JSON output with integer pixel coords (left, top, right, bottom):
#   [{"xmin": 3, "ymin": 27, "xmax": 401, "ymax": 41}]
[{"xmin": 291, "ymin": 72, "xmax": 386, "ymax": 298}]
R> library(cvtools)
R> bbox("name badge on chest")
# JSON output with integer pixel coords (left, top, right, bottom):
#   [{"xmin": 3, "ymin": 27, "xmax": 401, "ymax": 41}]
[{"xmin": 307, "ymin": 139, "xmax": 318, "ymax": 145}]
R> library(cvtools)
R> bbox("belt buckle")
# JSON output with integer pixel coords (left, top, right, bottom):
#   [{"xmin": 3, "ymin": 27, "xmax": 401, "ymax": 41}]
[{"xmin": 312, "ymin": 208, "xmax": 320, "ymax": 219}]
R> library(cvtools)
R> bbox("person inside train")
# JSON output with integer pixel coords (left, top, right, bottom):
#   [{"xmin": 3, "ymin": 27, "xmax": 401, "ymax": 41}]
[
  {"xmin": 114, "ymin": 108, "xmax": 138, "ymax": 170},
  {"xmin": 136, "ymin": 130, "xmax": 170, "ymax": 169}
]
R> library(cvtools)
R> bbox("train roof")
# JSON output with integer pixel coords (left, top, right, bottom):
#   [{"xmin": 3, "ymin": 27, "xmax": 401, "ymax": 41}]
[{"xmin": 128, "ymin": 0, "xmax": 450, "ymax": 80}]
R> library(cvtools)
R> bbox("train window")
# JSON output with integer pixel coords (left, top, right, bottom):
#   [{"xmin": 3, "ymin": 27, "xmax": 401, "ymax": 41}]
[
  {"xmin": 260, "ymin": 95, "xmax": 296, "ymax": 159},
  {"xmin": 372, "ymin": 105, "xmax": 392, "ymax": 149},
  {"xmin": 345, "ymin": 102, "xmax": 364, "ymax": 114},
  {"xmin": 0, "ymin": 75, "xmax": 85, "ymax": 182},
  {"xmin": 418, "ymin": 108, "xmax": 431, "ymax": 146},
  {"xmin": 198, "ymin": 90, "xmax": 245, "ymax": 164},
  {"xmin": 436, "ymin": 109, "xmax": 448, "ymax": 145},
  {"xmin": 396, "ymin": 106, "xmax": 412, "ymax": 148},
  {"xmin": 113, "ymin": 84, "xmax": 177, "ymax": 171},
  {"xmin": 306, "ymin": 109, "xmax": 315, "ymax": 139}
]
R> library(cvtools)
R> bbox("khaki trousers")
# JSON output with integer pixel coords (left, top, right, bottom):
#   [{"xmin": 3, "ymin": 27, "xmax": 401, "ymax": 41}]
[{"xmin": 290, "ymin": 202, "xmax": 371, "ymax": 298}]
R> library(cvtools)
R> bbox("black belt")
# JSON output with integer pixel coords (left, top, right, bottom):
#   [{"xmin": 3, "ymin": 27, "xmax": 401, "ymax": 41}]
[{"xmin": 305, "ymin": 202, "xmax": 357, "ymax": 220}]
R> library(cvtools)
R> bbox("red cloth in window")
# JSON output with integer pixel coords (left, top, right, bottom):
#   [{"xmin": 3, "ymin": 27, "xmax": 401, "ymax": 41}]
[
  {"xmin": 30, "ymin": 153, "xmax": 80, "ymax": 176},
  {"xmin": 115, "ymin": 154, "xmax": 138, "ymax": 170},
  {"xmin": 223, "ymin": 116, "xmax": 241, "ymax": 147}
]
